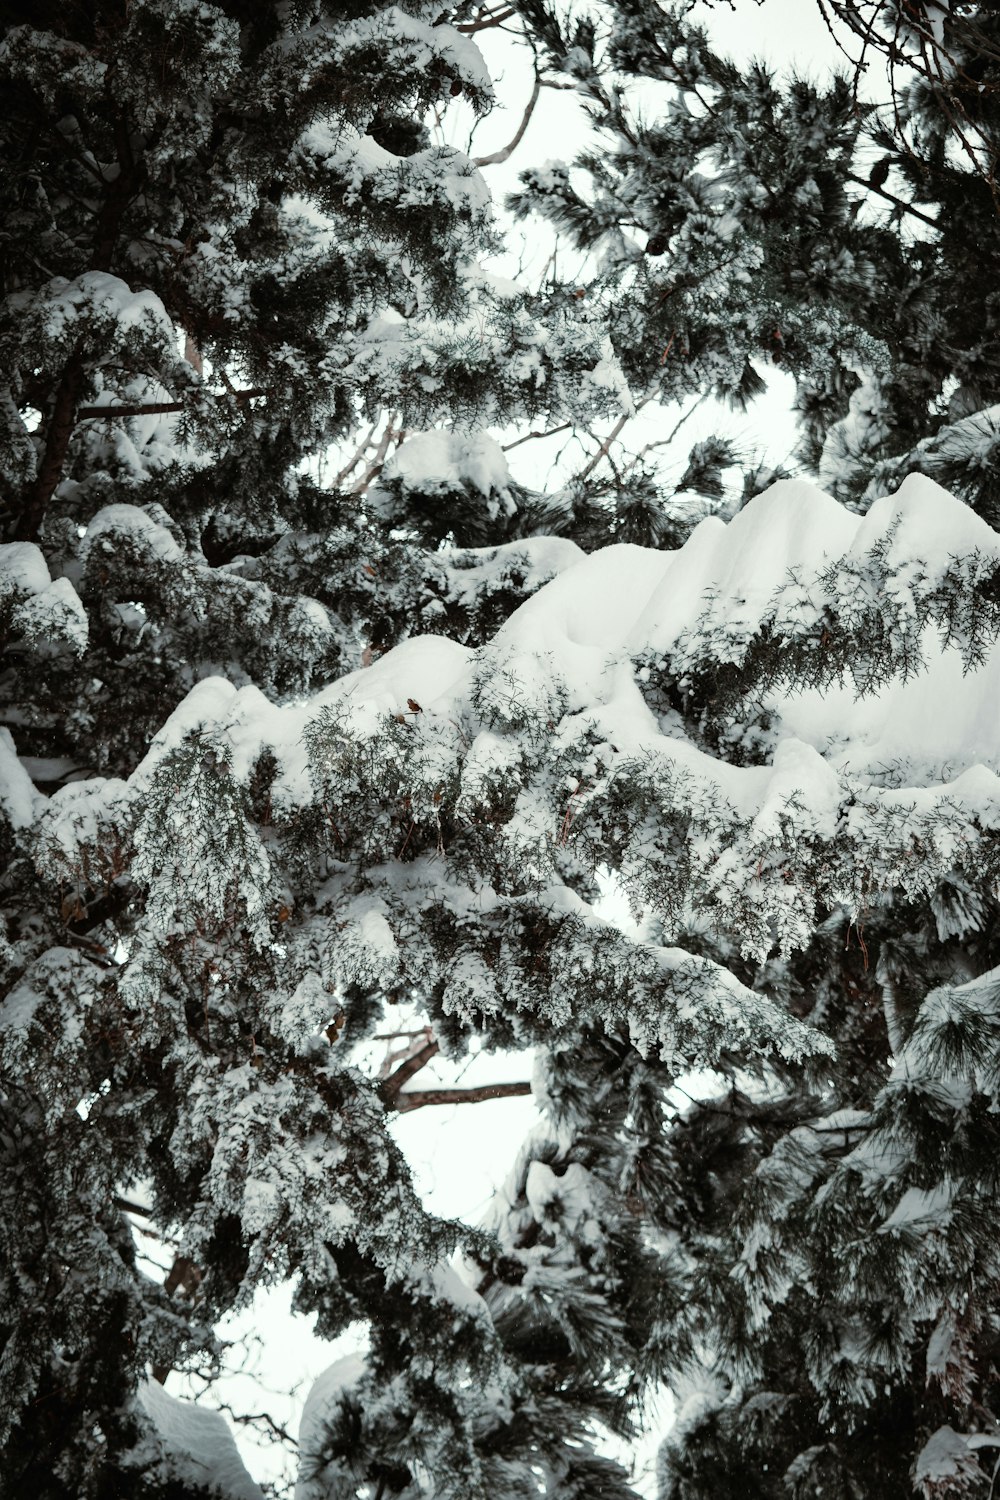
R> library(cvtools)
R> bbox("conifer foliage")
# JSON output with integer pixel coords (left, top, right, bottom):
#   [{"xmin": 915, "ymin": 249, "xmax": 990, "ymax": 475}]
[{"xmin": 5, "ymin": 4, "xmax": 1000, "ymax": 1500}]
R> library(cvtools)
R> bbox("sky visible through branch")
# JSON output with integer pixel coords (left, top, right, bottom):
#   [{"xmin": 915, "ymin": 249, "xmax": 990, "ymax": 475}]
[{"xmin": 162, "ymin": 5, "xmax": 850, "ymax": 1492}]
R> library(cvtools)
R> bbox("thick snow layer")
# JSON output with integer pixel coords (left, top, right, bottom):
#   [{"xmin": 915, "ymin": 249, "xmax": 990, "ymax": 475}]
[
  {"xmin": 879, "ymin": 1182, "xmax": 954, "ymax": 1235},
  {"xmin": 12, "ymin": 271, "xmax": 176, "ymax": 346},
  {"xmin": 622, "ymin": 478, "xmax": 849, "ymax": 655},
  {"xmin": 444, "ymin": 534, "xmax": 585, "ymax": 616},
  {"xmin": 139, "ymin": 1379, "xmax": 264, "ymax": 1500},
  {"xmin": 858, "ymin": 472, "xmax": 1000, "ymax": 564},
  {"xmin": 1, "ymin": 540, "xmax": 88, "ymax": 652},
  {"xmin": 501, "ymin": 541, "xmax": 674, "ymax": 653},
  {"xmin": 779, "ymin": 632, "xmax": 1000, "ymax": 783},
  {"xmin": 632, "ymin": 478, "xmax": 857, "ymax": 655},
  {"xmin": 64, "ymin": 473, "xmax": 1000, "ymax": 832},
  {"xmin": 84, "ymin": 504, "xmax": 184, "ymax": 563},
  {"xmin": 32, "ymin": 472, "xmax": 1000, "ymax": 1072},
  {"xmin": 525, "ymin": 1159, "xmax": 595, "ymax": 1227},
  {"xmin": 0, "ymin": 541, "xmax": 51, "ymax": 597},
  {"xmin": 914, "ymin": 1425, "xmax": 985, "ymax": 1497},
  {"xmin": 382, "ymin": 429, "xmax": 515, "ymax": 517},
  {"xmin": 296, "ymin": 1353, "xmax": 366, "ymax": 1463},
  {"xmin": 0, "ymin": 729, "xmax": 40, "ymax": 829}
]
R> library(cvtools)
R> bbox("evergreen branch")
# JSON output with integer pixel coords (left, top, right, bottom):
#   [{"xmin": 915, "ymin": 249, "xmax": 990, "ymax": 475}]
[{"xmin": 394, "ymin": 1081, "xmax": 533, "ymax": 1112}]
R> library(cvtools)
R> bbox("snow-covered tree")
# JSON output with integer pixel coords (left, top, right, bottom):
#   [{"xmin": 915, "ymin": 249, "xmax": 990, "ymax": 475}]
[
  {"xmin": 6, "ymin": 2, "xmax": 1000, "ymax": 1499},
  {"xmin": 0, "ymin": 3, "xmax": 630, "ymax": 1493},
  {"xmin": 513, "ymin": 0, "xmax": 1000, "ymax": 526}
]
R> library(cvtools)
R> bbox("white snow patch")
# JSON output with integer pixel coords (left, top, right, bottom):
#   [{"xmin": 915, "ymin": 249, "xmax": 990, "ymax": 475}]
[{"xmin": 139, "ymin": 1378, "xmax": 264, "ymax": 1500}]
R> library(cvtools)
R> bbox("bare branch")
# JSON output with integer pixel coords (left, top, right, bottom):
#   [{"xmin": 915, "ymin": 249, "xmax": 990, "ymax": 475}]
[
  {"xmin": 502, "ymin": 421, "xmax": 573, "ymax": 453},
  {"xmin": 115, "ymin": 1194, "xmax": 152, "ymax": 1218},
  {"xmin": 621, "ymin": 391, "xmax": 709, "ymax": 477},
  {"xmin": 76, "ymin": 388, "xmax": 268, "ymax": 420},
  {"xmin": 351, "ymin": 414, "xmax": 401, "ymax": 494},
  {"xmin": 183, "ymin": 333, "xmax": 204, "ymax": 377},
  {"xmin": 379, "ymin": 1038, "xmax": 440, "ymax": 1101},
  {"xmin": 373, "ymin": 1027, "xmax": 438, "ymax": 1041},
  {"xmin": 474, "ymin": 72, "xmax": 542, "ymax": 167},
  {"xmin": 846, "ymin": 172, "xmax": 940, "ymax": 230},
  {"xmin": 456, "ymin": 6, "xmax": 516, "ymax": 34},
  {"xmin": 395, "ymin": 1081, "xmax": 533, "ymax": 1112},
  {"xmin": 214, "ymin": 1399, "xmax": 299, "ymax": 1448},
  {"xmin": 15, "ymin": 351, "xmax": 86, "ymax": 540},
  {"xmin": 332, "ymin": 420, "xmax": 379, "ymax": 487},
  {"xmin": 573, "ymin": 409, "xmax": 633, "ymax": 485}
]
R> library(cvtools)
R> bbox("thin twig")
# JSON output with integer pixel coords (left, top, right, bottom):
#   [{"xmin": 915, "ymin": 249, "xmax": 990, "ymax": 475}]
[
  {"xmin": 502, "ymin": 421, "xmax": 573, "ymax": 453},
  {"xmin": 623, "ymin": 391, "xmax": 710, "ymax": 477}
]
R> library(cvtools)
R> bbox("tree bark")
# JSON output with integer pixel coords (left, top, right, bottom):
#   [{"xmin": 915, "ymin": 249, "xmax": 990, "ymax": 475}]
[
  {"xmin": 14, "ymin": 350, "xmax": 86, "ymax": 541},
  {"xmin": 12, "ymin": 112, "xmax": 139, "ymax": 540},
  {"xmin": 394, "ymin": 1081, "xmax": 532, "ymax": 1112}
]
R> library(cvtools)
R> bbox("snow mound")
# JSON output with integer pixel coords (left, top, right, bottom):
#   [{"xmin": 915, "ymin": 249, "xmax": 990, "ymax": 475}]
[{"xmin": 139, "ymin": 1379, "xmax": 264, "ymax": 1500}]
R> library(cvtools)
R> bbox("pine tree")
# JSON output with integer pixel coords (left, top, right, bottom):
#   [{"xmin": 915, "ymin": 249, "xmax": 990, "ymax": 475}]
[
  {"xmin": 512, "ymin": 0, "xmax": 1000, "ymax": 525},
  {"xmin": 0, "ymin": 2, "xmax": 634, "ymax": 1494},
  {"xmin": 493, "ymin": 6, "xmax": 1000, "ymax": 1495},
  {"xmin": 7, "ymin": 2, "xmax": 1000, "ymax": 1499}
]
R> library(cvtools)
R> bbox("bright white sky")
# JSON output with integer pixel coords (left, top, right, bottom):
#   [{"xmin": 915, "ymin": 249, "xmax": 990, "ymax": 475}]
[{"xmin": 170, "ymin": 5, "xmax": 851, "ymax": 1493}]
